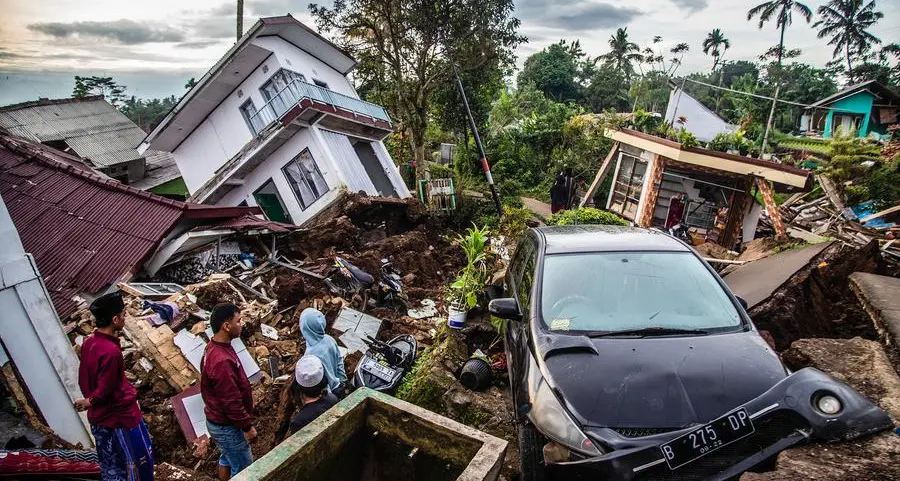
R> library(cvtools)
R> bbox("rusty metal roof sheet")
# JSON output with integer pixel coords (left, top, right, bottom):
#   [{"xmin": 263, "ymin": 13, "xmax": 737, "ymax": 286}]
[
  {"xmin": 0, "ymin": 133, "xmax": 261, "ymax": 318},
  {"xmin": 0, "ymin": 96, "xmax": 147, "ymax": 168}
]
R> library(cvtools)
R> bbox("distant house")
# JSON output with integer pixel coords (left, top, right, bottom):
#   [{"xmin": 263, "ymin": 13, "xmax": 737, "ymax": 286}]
[
  {"xmin": 0, "ymin": 132, "xmax": 289, "ymax": 319},
  {"xmin": 664, "ymin": 80, "xmax": 736, "ymax": 142},
  {"xmin": 0, "ymin": 96, "xmax": 186, "ymax": 197},
  {"xmin": 802, "ymin": 80, "xmax": 900, "ymax": 140},
  {"xmin": 139, "ymin": 15, "xmax": 409, "ymax": 226}
]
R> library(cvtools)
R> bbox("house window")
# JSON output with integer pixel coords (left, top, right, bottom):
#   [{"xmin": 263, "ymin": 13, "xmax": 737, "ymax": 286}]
[
  {"xmin": 240, "ymin": 100, "xmax": 265, "ymax": 135},
  {"xmin": 313, "ymin": 79, "xmax": 329, "ymax": 89},
  {"xmin": 282, "ymin": 149, "xmax": 329, "ymax": 210},
  {"xmin": 260, "ymin": 69, "xmax": 306, "ymax": 119}
]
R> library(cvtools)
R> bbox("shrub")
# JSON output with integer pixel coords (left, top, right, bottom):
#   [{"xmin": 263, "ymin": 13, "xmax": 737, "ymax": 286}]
[
  {"xmin": 498, "ymin": 206, "xmax": 531, "ymax": 240},
  {"xmin": 547, "ymin": 207, "xmax": 628, "ymax": 226}
]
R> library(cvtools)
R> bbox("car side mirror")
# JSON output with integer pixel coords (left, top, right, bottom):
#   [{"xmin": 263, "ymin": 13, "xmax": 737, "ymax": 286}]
[
  {"xmin": 736, "ymin": 296, "xmax": 748, "ymax": 311},
  {"xmin": 489, "ymin": 298, "xmax": 522, "ymax": 321}
]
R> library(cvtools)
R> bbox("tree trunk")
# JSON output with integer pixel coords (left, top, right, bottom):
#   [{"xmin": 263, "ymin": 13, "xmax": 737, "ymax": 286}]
[
  {"xmin": 409, "ymin": 127, "xmax": 427, "ymax": 180},
  {"xmin": 761, "ymin": 21, "xmax": 787, "ymax": 155},
  {"xmin": 845, "ymin": 43, "xmax": 854, "ymax": 83}
]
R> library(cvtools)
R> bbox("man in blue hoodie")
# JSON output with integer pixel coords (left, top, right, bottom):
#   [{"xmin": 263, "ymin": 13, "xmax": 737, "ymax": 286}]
[{"xmin": 299, "ymin": 308, "xmax": 347, "ymax": 397}]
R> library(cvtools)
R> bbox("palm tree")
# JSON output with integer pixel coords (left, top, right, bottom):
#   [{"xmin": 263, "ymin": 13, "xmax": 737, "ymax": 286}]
[
  {"xmin": 747, "ymin": 0, "xmax": 813, "ymax": 154},
  {"xmin": 599, "ymin": 28, "xmax": 643, "ymax": 77},
  {"xmin": 702, "ymin": 29, "xmax": 731, "ymax": 71},
  {"xmin": 814, "ymin": 0, "xmax": 883, "ymax": 81}
]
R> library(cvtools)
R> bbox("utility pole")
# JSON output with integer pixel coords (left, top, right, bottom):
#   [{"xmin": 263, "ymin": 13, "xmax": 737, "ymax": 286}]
[
  {"xmin": 453, "ymin": 67, "xmax": 502, "ymax": 217},
  {"xmin": 237, "ymin": 0, "xmax": 244, "ymax": 41}
]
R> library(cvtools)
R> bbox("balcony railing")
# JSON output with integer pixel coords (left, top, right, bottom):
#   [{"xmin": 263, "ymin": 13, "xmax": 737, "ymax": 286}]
[{"xmin": 247, "ymin": 79, "xmax": 391, "ymax": 136}]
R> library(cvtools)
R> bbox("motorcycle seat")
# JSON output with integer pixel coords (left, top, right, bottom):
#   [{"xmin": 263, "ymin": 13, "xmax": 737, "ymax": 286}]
[{"xmin": 345, "ymin": 262, "xmax": 374, "ymax": 286}]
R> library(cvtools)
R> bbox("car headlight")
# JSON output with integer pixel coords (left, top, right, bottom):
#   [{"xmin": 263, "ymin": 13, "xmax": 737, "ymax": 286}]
[
  {"xmin": 814, "ymin": 393, "xmax": 842, "ymax": 415},
  {"xmin": 529, "ymin": 377, "xmax": 602, "ymax": 456}
]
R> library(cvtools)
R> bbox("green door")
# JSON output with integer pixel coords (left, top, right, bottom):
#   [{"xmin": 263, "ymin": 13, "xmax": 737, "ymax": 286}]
[{"xmin": 253, "ymin": 179, "xmax": 291, "ymax": 223}]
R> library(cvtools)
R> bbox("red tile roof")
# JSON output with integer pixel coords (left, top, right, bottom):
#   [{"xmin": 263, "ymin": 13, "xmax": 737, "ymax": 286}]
[{"xmin": 0, "ymin": 133, "xmax": 279, "ymax": 318}]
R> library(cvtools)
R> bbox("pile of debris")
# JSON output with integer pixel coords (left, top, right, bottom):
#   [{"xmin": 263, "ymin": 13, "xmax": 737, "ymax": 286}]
[
  {"xmin": 63, "ymin": 194, "xmax": 484, "ymax": 476},
  {"xmin": 773, "ymin": 176, "xmax": 899, "ymax": 265}
]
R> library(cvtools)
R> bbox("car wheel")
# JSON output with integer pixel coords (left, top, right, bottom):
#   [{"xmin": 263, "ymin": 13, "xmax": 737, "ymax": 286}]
[{"xmin": 517, "ymin": 420, "xmax": 549, "ymax": 481}]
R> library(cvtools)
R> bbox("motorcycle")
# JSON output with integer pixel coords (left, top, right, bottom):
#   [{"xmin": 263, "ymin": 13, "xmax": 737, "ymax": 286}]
[
  {"xmin": 375, "ymin": 257, "xmax": 408, "ymax": 312},
  {"xmin": 667, "ymin": 223, "xmax": 691, "ymax": 243},
  {"xmin": 352, "ymin": 334, "xmax": 417, "ymax": 393},
  {"xmin": 323, "ymin": 256, "xmax": 407, "ymax": 312}
]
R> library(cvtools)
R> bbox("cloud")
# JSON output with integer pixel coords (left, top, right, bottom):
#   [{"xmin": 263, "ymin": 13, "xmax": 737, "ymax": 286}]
[
  {"xmin": 516, "ymin": 1, "xmax": 641, "ymax": 31},
  {"xmin": 27, "ymin": 19, "xmax": 185, "ymax": 44},
  {"xmin": 670, "ymin": 0, "xmax": 708, "ymax": 14},
  {"xmin": 0, "ymin": 51, "xmax": 22, "ymax": 59},
  {"xmin": 176, "ymin": 40, "xmax": 223, "ymax": 49}
]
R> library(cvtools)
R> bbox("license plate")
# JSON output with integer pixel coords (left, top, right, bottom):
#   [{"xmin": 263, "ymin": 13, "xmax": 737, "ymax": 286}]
[
  {"xmin": 362, "ymin": 358, "xmax": 396, "ymax": 382},
  {"xmin": 660, "ymin": 408, "xmax": 755, "ymax": 470}
]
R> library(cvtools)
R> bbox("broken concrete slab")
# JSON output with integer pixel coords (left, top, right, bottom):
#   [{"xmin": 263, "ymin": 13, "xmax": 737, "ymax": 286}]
[
  {"xmin": 741, "ymin": 337, "xmax": 900, "ymax": 481},
  {"xmin": 724, "ymin": 241, "xmax": 832, "ymax": 309},
  {"xmin": 231, "ymin": 388, "xmax": 508, "ymax": 481},
  {"xmin": 849, "ymin": 272, "xmax": 900, "ymax": 363},
  {"xmin": 333, "ymin": 307, "xmax": 383, "ymax": 355}
]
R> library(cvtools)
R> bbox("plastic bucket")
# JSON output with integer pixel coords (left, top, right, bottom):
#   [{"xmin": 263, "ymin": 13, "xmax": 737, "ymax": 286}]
[{"xmin": 447, "ymin": 304, "xmax": 467, "ymax": 329}]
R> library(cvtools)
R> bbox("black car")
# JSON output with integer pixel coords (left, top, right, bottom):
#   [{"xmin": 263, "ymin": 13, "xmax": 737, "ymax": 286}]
[{"xmin": 489, "ymin": 225, "xmax": 892, "ymax": 481}]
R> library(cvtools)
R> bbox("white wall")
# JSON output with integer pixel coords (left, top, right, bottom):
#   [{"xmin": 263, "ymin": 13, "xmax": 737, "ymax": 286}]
[
  {"xmin": 219, "ymin": 127, "xmax": 347, "ymax": 226},
  {"xmin": 173, "ymin": 36, "xmax": 365, "ymax": 195},
  {"xmin": 665, "ymin": 88, "xmax": 736, "ymax": 143},
  {"xmin": 253, "ymin": 37, "xmax": 359, "ymax": 98}
]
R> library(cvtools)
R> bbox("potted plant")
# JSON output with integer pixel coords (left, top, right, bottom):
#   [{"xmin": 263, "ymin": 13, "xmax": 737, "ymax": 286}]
[{"xmin": 447, "ymin": 225, "xmax": 489, "ymax": 329}]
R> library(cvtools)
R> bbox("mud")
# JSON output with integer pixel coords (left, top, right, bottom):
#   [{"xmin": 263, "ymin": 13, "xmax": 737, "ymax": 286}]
[{"xmin": 749, "ymin": 241, "xmax": 886, "ymax": 351}]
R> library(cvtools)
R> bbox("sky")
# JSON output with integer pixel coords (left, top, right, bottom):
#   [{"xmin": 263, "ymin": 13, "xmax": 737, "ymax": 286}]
[{"xmin": 0, "ymin": 0, "xmax": 898, "ymax": 104}]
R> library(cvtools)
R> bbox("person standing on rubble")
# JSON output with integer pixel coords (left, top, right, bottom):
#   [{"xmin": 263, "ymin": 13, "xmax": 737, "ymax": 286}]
[
  {"xmin": 289, "ymin": 356, "xmax": 338, "ymax": 434},
  {"xmin": 201, "ymin": 304, "xmax": 256, "ymax": 480},
  {"xmin": 74, "ymin": 291, "xmax": 154, "ymax": 481},
  {"xmin": 300, "ymin": 308, "xmax": 347, "ymax": 398}
]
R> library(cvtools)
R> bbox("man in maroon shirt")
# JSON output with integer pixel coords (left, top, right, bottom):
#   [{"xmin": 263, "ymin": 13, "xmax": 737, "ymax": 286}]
[
  {"xmin": 201, "ymin": 303, "xmax": 256, "ymax": 480},
  {"xmin": 75, "ymin": 291, "xmax": 154, "ymax": 481}
]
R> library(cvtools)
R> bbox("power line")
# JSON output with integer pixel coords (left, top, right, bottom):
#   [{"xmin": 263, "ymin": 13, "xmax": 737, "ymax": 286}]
[{"xmin": 678, "ymin": 77, "xmax": 840, "ymax": 110}]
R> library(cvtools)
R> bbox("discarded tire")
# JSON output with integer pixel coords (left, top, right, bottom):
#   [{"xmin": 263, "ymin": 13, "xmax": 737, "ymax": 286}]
[{"xmin": 460, "ymin": 358, "xmax": 492, "ymax": 390}]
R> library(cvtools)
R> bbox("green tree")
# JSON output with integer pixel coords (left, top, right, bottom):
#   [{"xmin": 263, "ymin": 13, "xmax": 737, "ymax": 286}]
[
  {"xmin": 702, "ymin": 29, "xmax": 731, "ymax": 71},
  {"xmin": 747, "ymin": 0, "xmax": 813, "ymax": 153},
  {"xmin": 185, "ymin": 78, "xmax": 197, "ymax": 89},
  {"xmin": 121, "ymin": 96, "xmax": 178, "ymax": 133},
  {"xmin": 517, "ymin": 41, "xmax": 583, "ymax": 102},
  {"xmin": 598, "ymin": 28, "xmax": 642, "ymax": 77},
  {"xmin": 584, "ymin": 64, "xmax": 629, "ymax": 112},
  {"xmin": 311, "ymin": 0, "xmax": 524, "ymax": 178},
  {"xmin": 814, "ymin": 0, "xmax": 884, "ymax": 82},
  {"xmin": 72, "ymin": 76, "xmax": 127, "ymax": 107}
]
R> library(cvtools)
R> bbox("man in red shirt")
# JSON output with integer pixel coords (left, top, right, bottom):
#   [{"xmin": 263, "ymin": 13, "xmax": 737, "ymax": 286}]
[
  {"xmin": 201, "ymin": 304, "xmax": 256, "ymax": 480},
  {"xmin": 75, "ymin": 291, "xmax": 154, "ymax": 481}
]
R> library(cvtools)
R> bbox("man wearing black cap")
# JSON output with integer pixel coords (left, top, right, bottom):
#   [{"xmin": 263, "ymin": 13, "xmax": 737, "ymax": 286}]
[{"xmin": 74, "ymin": 291, "xmax": 154, "ymax": 481}]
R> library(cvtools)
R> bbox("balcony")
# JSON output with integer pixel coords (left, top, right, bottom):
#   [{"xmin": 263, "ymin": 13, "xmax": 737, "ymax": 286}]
[{"xmin": 247, "ymin": 79, "xmax": 392, "ymax": 140}]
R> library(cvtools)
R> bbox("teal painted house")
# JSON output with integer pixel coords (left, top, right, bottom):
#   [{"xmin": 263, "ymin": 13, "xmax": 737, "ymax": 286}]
[{"xmin": 803, "ymin": 80, "xmax": 900, "ymax": 140}]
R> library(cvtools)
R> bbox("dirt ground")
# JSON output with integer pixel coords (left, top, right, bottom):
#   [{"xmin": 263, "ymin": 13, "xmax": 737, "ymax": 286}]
[{"xmin": 136, "ymin": 194, "xmax": 475, "ymax": 476}]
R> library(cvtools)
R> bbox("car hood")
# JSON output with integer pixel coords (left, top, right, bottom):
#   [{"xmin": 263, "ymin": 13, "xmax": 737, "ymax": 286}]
[{"xmin": 539, "ymin": 331, "xmax": 788, "ymax": 429}]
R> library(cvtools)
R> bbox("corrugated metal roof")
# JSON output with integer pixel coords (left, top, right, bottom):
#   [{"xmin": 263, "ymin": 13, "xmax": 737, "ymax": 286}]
[
  {"xmin": 0, "ymin": 134, "xmax": 262, "ymax": 318},
  {"xmin": 131, "ymin": 150, "xmax": 182, "ymax": 190},
  {"xmin": 0, "ymin": 97, "xmax": 148, "ymax": 168}
]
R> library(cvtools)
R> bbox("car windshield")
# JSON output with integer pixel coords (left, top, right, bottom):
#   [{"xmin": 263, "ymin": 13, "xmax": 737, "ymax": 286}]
[{"xmin": 540, "ymin": 251, "xmax": 741, "ymax": 333}]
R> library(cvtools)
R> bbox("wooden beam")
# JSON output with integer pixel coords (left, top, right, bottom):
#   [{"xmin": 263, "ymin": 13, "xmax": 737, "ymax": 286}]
[
  {"xmin": 860, "ymin": 204, "xmax": 900, "ymax": 224},
  {"xmin": 815, "ymin": 175, "xmax": 846, "ymax": 212},
  {"xmin": 756, "ymin": 177, "xmax": 787, "ymax": 239},
  {"xmin": 580, "ymin": 142, "xmax": 619, "ymax": 207}
]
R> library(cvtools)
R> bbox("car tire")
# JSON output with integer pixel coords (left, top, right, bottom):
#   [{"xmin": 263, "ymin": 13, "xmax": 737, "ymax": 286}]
[{"xmin": 517, "ymin": 420, "xmax": 549, "ymax": 481}]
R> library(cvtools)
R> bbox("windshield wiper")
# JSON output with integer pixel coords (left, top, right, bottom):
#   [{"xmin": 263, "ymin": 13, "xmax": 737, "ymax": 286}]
[{"xmin": 585, "ymin": 327, "xmax": 709, "ymax": 338}]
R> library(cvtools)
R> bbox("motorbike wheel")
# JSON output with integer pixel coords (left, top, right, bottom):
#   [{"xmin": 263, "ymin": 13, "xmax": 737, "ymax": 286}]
[{"xmin": 517, "ymin": 420, "xmax": 549, "ymax": 481}]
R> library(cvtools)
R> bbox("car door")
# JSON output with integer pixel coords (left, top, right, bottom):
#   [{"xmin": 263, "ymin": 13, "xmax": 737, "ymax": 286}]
[{"xmin": 506, "ymin": 236, "xmax": 537, "ymax": 414}]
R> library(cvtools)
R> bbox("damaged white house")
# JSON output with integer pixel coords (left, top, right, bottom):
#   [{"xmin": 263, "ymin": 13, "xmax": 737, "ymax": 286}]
[{"xmin": 139, "ymin": 15, "xmax": 410, "ymax": 226}]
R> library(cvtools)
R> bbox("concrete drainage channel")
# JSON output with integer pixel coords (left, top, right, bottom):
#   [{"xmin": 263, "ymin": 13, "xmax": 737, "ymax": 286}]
[{"xmin": 232, "ymin": 387, "xmax": 508, "ymax": 481}]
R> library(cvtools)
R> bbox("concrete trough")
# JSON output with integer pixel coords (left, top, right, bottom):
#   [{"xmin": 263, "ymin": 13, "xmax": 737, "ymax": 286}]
[{"xmin": 233, "ymin": 387, "xmax": 508, "ymax": 481}]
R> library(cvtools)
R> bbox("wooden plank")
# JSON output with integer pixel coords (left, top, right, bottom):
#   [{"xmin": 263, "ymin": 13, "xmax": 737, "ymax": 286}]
[
  {"xmin": 815, "ymin": 175, "xmax": 846, "ymax": 212},
  {"xmin": 860, "ymin": 204, "xmax": 900, "ymax": 224},
  {"xmin": 580, "ymin": 142, "xmax": 619, "ymax": 207}
]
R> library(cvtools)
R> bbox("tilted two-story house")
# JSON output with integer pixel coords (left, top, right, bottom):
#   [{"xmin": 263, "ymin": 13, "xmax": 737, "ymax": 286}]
[{"xmin": 139, "ymin": 15, "xmax": 410, "ymax": 225}]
